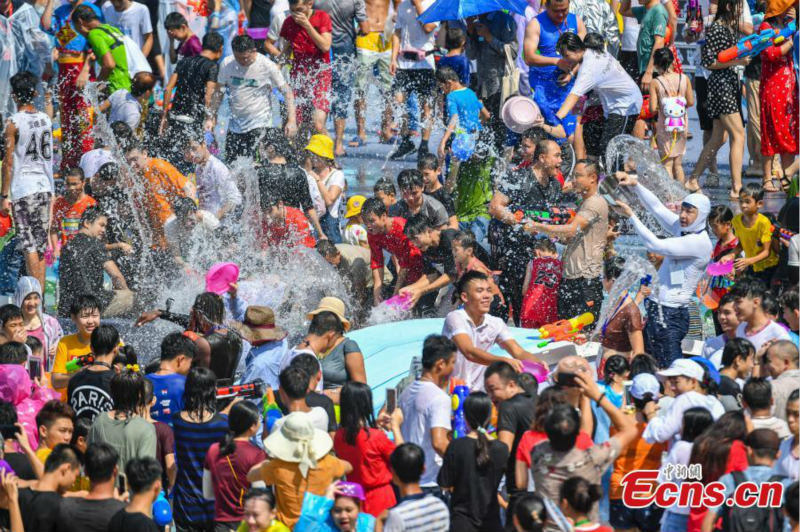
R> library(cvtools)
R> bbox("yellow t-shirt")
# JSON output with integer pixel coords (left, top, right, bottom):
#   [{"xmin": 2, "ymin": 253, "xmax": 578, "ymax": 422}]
[
  {"xmin": 732, "ymin": 213, "xmax": 779, "ymax": 272},
  {"xmin": 236, "ymin": 519, "xmax": 291, "ymax": 532},
  {"xmin": 36, "ymin": 447, "xmax": 90, "ymax": 492},
  {"xmin": 35, "ymin": 446, "xmax": 52, "ymax": 464},
  {"xmin": 52, "ymin": 333, "xmax": 92, "ymax": 375}
]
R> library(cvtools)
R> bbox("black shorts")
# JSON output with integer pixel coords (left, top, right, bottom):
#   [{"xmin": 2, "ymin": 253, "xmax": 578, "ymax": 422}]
[
  {"xmin": 609, "ymin": 499, "xmax": 664, "ymax": 532},
  {"xmin": 695, "ymin": 76, "xmax": 714, "ymax": 131},
  {"xmin": 395, "ymin": 68, "xmax": 436, "ymax": 100}
]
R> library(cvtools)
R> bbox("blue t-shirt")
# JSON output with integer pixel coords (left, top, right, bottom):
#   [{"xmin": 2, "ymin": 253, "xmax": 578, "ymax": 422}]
[
  {"xmin": 48, "ymin": 2, "xmax": 103, "ymax": 54},
  {"xmin": 437, "ymin": 55, "xmax": 470, "ymax": 86},
  {"xmin": 446, "ymin": 88, "xmax": 483, "ymax": 133},
  {"xmin": 146, "ymin": 373, "xmax": 186, "ymax": 425}
]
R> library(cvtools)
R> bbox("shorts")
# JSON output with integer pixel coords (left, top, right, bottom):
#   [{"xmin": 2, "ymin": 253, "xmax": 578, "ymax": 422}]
[
  {"xmin": 395, "ymin": 68, "xmax": 436, "ymax": 101},
  {"xmin": 695, "ymin": 76, "xmax": 714, "ymax": 131},
  {"xmin": 331, "ymin": 47, "xmax": 356, "ymax": 119},
  {"xmin": 12, "ymin": 191, "xmax": 52, "ymax": 255},
  {"xmin": 292, "ymin": 67, "xmax": 332, "ymax": 120},
  {"xmin": 609, "ymin": 499, "xmax": 664, "ymax": 532},
  {"xmin": 225, "ymin": 127, "xmax": 267, "ymax": 163},
  {"xmin": 355, "ymin": 33, "xmax": 393, "ymax": 95}
]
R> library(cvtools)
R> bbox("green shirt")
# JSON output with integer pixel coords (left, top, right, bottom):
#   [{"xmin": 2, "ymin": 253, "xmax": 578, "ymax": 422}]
[
  {"xmin": 455, "ymin": 156, "xmax": 494, "ymax": 221},
  {"xmin": 86, "ymin": 24, "xmax": 131, "ymax": 92},
  {"xmin": 633, "ymin": 4, "xmax": 668, "ymax": 74}
]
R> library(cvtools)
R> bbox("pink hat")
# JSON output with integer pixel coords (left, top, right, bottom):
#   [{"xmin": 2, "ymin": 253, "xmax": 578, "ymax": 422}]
[
  {"xmin": 501, "ymin": 96, "xmax": 542, "ymax": 134},
  {"xmin": 205, "ymin": 262, "xmax": 240, "ymax": 295}
]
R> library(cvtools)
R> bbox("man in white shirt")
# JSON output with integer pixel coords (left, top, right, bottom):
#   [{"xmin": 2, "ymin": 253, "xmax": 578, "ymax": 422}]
[
  {"xmin": 212, "ymin": 34, "xmax": 297, "ymax": 162},
  {"xmin": 731, "ymin": 278, "xmax": 790, "ymax": 352},
  {"xmin": 184, "ymin": 138, "xmax": 242, "ymax": 227},
  {"xmin": 100, "ymin": 71, "xmax": 156, "ymax": 131},
  {"xmin": 102, "ymin": 0, "xmax": 153, "ymax": 53},
  {"xmin": 443, "ymin": 271, "xmax": 543, "ymax": 391},
  {"xmin": 702, "ymin": 293, "xmax": 740, "ymax": 368}
]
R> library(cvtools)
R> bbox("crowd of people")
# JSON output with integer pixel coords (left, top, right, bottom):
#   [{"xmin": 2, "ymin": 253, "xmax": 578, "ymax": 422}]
[{"xmin": 0, "ymin": 0, "xmax": 796, "ymax": 530}]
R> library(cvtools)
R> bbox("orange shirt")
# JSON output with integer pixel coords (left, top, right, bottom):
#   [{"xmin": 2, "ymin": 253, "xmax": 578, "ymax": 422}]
[
  {"xmin": 53, "ymin": 195, "xmax": 97, "ymax": 246},
  {"xmin": 260, "ymin": 206, "xmax": 316, "ymax": 249},
  {"xmin": 139, "ymin": 158, "xmax": 189, "ymax": 249},
  {"xmin": 609, "ymin": 422, "xmax": 666, "ymax": 500}
]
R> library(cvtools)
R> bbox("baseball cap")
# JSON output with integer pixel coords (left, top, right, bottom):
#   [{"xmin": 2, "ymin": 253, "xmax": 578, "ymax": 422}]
[
  {"xmin": 630, "ymin": 373, "xmax": 661, "ymax": 400},
  {"xmin": 656, "ymin": 359, "xmax": 704, "ymax": 381}
]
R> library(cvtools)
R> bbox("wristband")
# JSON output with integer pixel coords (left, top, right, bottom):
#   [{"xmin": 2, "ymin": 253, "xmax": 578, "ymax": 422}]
[{"xmin": 596, "ymin": 391, "xmax": 607, "ymax": 404}]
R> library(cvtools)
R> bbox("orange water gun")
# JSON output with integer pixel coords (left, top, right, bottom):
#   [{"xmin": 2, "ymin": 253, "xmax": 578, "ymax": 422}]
[{"xmin": 529, "ymin": 312, "xmax": 594, "ymax": 346}]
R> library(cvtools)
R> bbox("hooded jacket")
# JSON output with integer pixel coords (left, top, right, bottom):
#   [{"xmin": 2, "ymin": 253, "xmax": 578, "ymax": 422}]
[{"xmin": 14, "ymin": 276, "xmax": 64, "ymax": 368}]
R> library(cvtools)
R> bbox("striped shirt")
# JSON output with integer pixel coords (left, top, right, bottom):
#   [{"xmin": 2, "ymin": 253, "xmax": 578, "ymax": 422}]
[
  {"xmin": 172, "ymin": 412, "xmax": 229, "ymax": 524},
  {"xmin": 383, "ymin": 493, "xmax": 449, "ymax": 532}
]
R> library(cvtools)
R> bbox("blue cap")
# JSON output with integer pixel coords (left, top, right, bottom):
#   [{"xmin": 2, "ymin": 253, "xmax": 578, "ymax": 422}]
[{"xmin": 690, "ymin": 356, "xmax": 721, "ymax": 385}]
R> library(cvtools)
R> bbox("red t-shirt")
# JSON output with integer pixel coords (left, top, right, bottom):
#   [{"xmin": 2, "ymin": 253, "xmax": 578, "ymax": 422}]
[
  {"xmin": 53, "ymin": 195, "xmax": 97, "ymax": 246},
  {"xmin": 279, "ymin": 10, "xmax": 332, "ymax": 71},
  {"xmin": 333, "ymin": 427, "xmax": 397, "ymax": 516},
  {"xmin": 204, "ymin": 440, "xmax": 267, "ymax": 522},
  {"xmin": 261, "ymin": 206, "xmax": 316, "ymax": 249},
  {"xmin": 520, "ymin": 257, "xmax": 562, "ymax": 329},
  {"xmin": 367, "ymin": 217, "xmax": 423, "ymax": 284},
  {"xmin": 515, "ymin": 429, "xmax": 594, "ymax": 467}
]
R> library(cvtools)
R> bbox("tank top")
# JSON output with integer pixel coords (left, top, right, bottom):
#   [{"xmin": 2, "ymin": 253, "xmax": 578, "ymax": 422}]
[
  {"xmin": 9, "ymin": 110, "xmax": 54, "ymax": 201},
  {"xmin": 531, "ymin": 12, "xmax": 579, "ymax": 82}
]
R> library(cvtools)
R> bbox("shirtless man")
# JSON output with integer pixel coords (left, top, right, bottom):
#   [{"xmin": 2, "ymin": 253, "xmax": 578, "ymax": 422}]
[{"xmin": 350, "ymin": 0, "xmax": 394, "ymax": 146}]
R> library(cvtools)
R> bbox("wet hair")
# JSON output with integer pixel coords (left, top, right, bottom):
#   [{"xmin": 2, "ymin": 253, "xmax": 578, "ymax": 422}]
[
  {"xmin": 556, "ymin": 32, "xmax": 585, "ymax": 55},
  {"xmin": 114, "ymin": 345, "xmax": 138, "ymax": 368},
  {"xmin": 70, "ymin": 294, "xmax": 101, "ymax": 318},
  {"xmin": 279, "ymin": 366, "xmax": 310, "ymax": 400},
  {"xmin": 397, "ymin": 169, "xmax": 424, "ymax": 191},
  {"xmin": 745, "ymin": 428, "xmax": 781, "ymax": 459},
  {"xmin": 781, "ymin": 286, "xmax": 799, "ymax": 312},
  {"xmin": 372, "ymin": 179, "xmax": 396, "ymax": 198},
  {"xmin": 603, "ymin": 255, "xmax": 626, "ymax": 281},
  {"xmin": 25, "ymin": 336, "xmax": 42, "ymax": 356},
  {"xmin": 582, "ymin": 33, "xmax": 606, "ymax": 52},
  {"xmin": 111, "ymin": 121, "xmax": 134, "ymax": 152},
  {"xmin": 404, "ymin": 214, "xmax": 433, "ymax": 239},
  {"xmin": 125, "ymin": 457, "xmax": 162, "ymax": 494},
  {"xmin": 71, "ymin": 416, "xmax": 91, "ymax": 446},
  {"xmin": 260, "ymin": 128, "xmax": 292, "ymax": 160},
  {"xmin": 0, "ymin": 342, "xmax": 27, "ymax": 364},
  {"xmin": 91, "ymin": 324, "xmax": 120, "ymax": 357},
  {"xmin": 44, "ymin": 444, "xmax": 81, "ymax": 474},
  {"xmin": 762, "ymin": 292, "xmax": 780, "ymax": 317},
  {"xmin": 417, "ymin": 153, "xmax": 439, "ymax": 172},
  {"xmin": 110, "ymin": 369, "xmax": 147, "ymax": 417},
  {"xmin": 421, "ymin": 334, "xmax": 456, "ymax": 370},
  {"xmin": 544, "ymin": 403, "xmax": 580, "ymax": 452},
  {"xmin": 390, "ymin": 443, "xmax": 425, "ymax": 483},
  {"xmin": 316, "ymin": 239, "xmax": 338, "ymax": 258},
  {"xmin": 0, "ymin": 400, "xmax": 16, "ymax": 428},
  {"xmin": 452, "ymin": 231, "xmax": 478, "ymax": 255},
  {"xmin": 516, "ymin": 372, "xmax": 539, "ymax": 397},
  {"xmin": 603, "ymin": 355, "xmax": 630, "ymax": 384},
  {"xmin": 289, "ymin": 353, "xmax": 321, "ymax": 381},
  {"xmin": 10, "ymin": 72, "xmax": 37, "ymax": 104},
  {"xmin": 96, "ymin": 162, "xmax": 119, "ymax": 183},
  {"xmin": 71, "ymin": 4, "xmax": 99, "ymax": 24},
  {"xmin": 232, "ymin": 34, "xmax": 256, "ymax": 53},
  {"xmin": 560, "ymin": 477, "xmax": 602, "ymax": 515},
  {"xmin": 243, "ymin": 488, "xmax": 276, "ymax": 509},
  {"xmin": 740, "ymin": 181, "xmax": 765, "ymax": 202},
  {"xmin": 464, "ymin": 392, "xmax": 493, "ymax": 468},
  {"xmin": 730, "ymin": 276, "xmax": 767, "ymax": 303},
  {"xmin": 444, "ymin": 25, "xmax": 466, "ymax": 50},
  {"xmin": 681, "ymin": 409, "xmax": 712, "ymax": 442},
  {"xmin": 182, "ymin": 366, "xmax": 217, "ymax": 416},
  {"xmin": 435, "ymin": 66, "xmax": 461, "ymax": 84},
  {"xmin": 575, "ymin": 159, "xmax": 600, "ymax": 177},
  {"xmin": 340, "ymin": 381, "xmax": 376, "ymax": 446},
  {"xmin": 690, "ymin": 411, "xmax": 747, "ymax": 482},
  {"xmin": 65, "ymin": 167, "xmax": 85, "ymax": 181},
  {"xmin": 84, "ymin": 442, "xmax": 119, "ymax": 482},
  {"xmin": 80, "ymin": 206, "xmax": 107, "ymax": 228},
  {"xmin": 202, "ymin": 31, "xmax": 224, "ymax": 53},
  {"xmin": 484, "ymin": 360, "xmax": 518, "ymax": 385},
  {"xmin": 708, "ymin": 204, "xmax": 734, "ymax": 225},
  {"xmin": 220, "ymin": 401, "xmax": 260, "ymax": 456},
  {"xmin": 790, "ymin": 389, "xmax": 800, "ymax": 404},
  {"xmin": 193, "ymin": 292, "xmax": 225, "ymax": 326},
  {"xmin": 0, "ymin": 304, "xmax": 22, "ymax": 327},
  {"xmin": 361, "ymin": 197, "xmax": 387, "ymax": 218},
  {"xmin": 653, "ymin": 47, "xmax": 675, "ymax": 72},
  {"xmin": 716, "ymin": 0, "xmax": 743, "ymax": 26},
  {"xmin": 308, "ymin": 311, "xmax": 344, "ymax": 336},
  {"xmin": 513, "ymin": 493, "xmax": 548, "ymax": 532},
  {"xmin": 457, "ymin": 270, "xmax": 489, "ymax": 295},
  {"xmin": 164, "ymin": 12, "xmax": 188, "ymax": 29},
  {"xmin": 742, "ymin": 377, "xmax": 772, "ymax": 410},
  {"xmin": 720, "ymin": 337, "xmax": 755, "ymax": 368},
  {"xmin": 532, "ymin": 237, "xmax": 557, "ymax": 254},
  {"xmin": 533, "ymin": 139, "xmax": 557, "ymax": 163},
  {"xmin": 131, "ymin": 72, "xmax": 156, "ymax": 98},
  {"xmin": 161, "ymin": 332, "xmax": 198, "ymax": 361},
  {"xmin": 786, "ymin": 482, "xmax": 799, "ymax": 523}
]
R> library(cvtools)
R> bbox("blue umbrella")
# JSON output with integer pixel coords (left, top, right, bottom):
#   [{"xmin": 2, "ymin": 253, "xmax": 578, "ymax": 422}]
[{"xmin": 417, "ymin": 0, "xmax": 529, "ymax": 23}]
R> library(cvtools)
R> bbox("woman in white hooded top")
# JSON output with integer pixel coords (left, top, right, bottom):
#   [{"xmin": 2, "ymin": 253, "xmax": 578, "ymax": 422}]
[
  {"xmin": 612, "ymin": 173, "xmax": 712, "ymax": 369},
  {"xmin": 14, "ymin": 276, "xmax": 63, "ymax": 370}
]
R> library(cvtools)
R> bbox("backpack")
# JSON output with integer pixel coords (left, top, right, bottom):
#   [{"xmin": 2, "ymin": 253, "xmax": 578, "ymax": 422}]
[
  {"xmin": 96, "ymin": 25, "xmax": 152, "ymax": 77},
  {"xmin": 714, "ymin": 471, "xmax": 785, "ymax": 532}
]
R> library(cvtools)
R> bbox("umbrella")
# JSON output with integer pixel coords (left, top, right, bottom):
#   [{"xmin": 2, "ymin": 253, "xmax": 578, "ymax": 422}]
[{"xmin": 417, "ymin": 0, "xmax": 530, "ymax": 23}]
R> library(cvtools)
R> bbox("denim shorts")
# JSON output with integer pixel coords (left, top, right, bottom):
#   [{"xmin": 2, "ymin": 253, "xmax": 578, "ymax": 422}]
[{"xmin": 609, "ymin": 499, "xmax": 664, "ymax": 532}]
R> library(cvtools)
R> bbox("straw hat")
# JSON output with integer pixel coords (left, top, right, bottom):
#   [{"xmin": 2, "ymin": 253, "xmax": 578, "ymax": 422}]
[
  {"xmin": 305, "ymin": 134, "xmax": 335, "ymax": 160},
  {"xmin": 345, "ymin": 195, "xmax": 367, "ymax": 219},
  {"xmin": 232, "ymin": 306, "xmax": 287, "ymax": 344},
  {"xmin": 307, "ymin": 296, "xmax": 351, "ymax": 331},
  {"xmin": 264, "ymin": 412, "xmax": 333, "ymax": 477}
]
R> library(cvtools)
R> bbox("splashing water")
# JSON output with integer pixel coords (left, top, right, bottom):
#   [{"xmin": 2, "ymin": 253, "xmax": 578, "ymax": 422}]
[{"xmin": 605, "ymin": 135, "xmax": 689, "ymax": 203}]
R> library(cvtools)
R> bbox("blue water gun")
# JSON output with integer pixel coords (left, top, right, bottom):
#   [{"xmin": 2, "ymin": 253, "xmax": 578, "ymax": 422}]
[
  {"xmin": 718, "ymin": 20, "xmax": 796, "ymax": 62},
  {"xmin": 451, "ymin": 385, "xmax": 470, "ymax": 438},
  {"xmin": 153, "ymin": 491, "xmax": 172, "ymax": 526}
]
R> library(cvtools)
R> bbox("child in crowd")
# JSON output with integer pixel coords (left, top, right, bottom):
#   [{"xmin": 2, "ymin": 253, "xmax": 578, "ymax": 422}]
[
  {"xmin": 436, "ymin": 25, "xmax": 470, "ymax": 86},
  {"xmin": 164, "ymin": 12, "xmax": 201, "ymax": 63},
  {"xmin": 709, "ymin": 205, "xmax": 739, "ymax": 264},
  {"xmin": 729, "ymin": 183, "xmax": 780, "ymax": 284},
  {"xmin": 0, "ymin": 304, "xmax": 26, "ymax": 345},
  {"xmin": 520, "ymin": 238, "xmax": 562, "ymax": 329},
  {"xmin": 730, "ymin": 278, "xmax": 790, "ymax": 352},
  {"xmin": 50, "ymin": 295, "xmax": 102, "ymax": 394},
  {"xmin": 35, "ymin": 400, "xmax": 75, "ymax": 463},
  {"xmin": 241, "ymin": 488, "xmax": 290, "ymax": 532},
  {"xmin": 418, "ymin": 153, "xmax": 457, "ymax": 228},
  {"xmin": 452, "ymin": 231, "xmax": 506, "ymax": 320},
  {"xmin": 650, "ymin": 47, "xmax": 693, "ymax": 184},
  {"xmin": 50, "ymin": 167, "xmax": 96, "ymax": 252},
  {"xmin": 145, "ymin": 332, "xmax": 197, "ymax": 426},
  {"xmin": 717, "ymin": 338, "xmax": 754, "ymax": 411},
  {"xmin": 343, "ymin": 196, "xmax": 369, "ymax": 248},
  {"xmin": 435, "ymin": 67, "xmax": 489, "ymax": 162},
  {"xmin": 742, "ymin": 377, "xmax": 791, "ymax": 439},
  {"xmin": 559, "ymin": 477, "xmax": 614, "ymax": 532},
  {"xmin": 373, "ymin": 180, "xmax": 397, "ymax": 211}
]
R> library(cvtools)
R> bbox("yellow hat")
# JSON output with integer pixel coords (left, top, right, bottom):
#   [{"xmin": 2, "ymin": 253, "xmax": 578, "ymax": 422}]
[
  {"xmin": 305, "ymin": 134, "xmax": 335, "ymax": 160},
  {"xmin": 345, "ymin": 195, "xmax": 367, "ymax": 218},
  {"xmin": 306, "ymin": 296, "xmax": 350, "ymax": 331}
]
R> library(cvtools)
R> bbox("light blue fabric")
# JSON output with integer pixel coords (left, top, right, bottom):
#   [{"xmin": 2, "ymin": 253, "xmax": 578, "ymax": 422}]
[
  {"xmin": 222, "ymin": 292, "xmax": 247, "ymax": 322},
  {"xmin": 294, "ymin": 492, "xmax": 376, "ymax": 532},
  {"xmin": 241, "ymin": 338, "xmax": 289, "ymax": 391},
  {"xmin": 446, "ymin": 88, "xmax": 483, "ymax": 133}
]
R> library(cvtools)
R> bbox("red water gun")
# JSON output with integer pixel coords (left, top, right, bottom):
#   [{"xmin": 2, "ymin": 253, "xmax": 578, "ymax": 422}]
[{"xmin": 216, "ymin": 379, "xmax": 265, "ymax": 400}]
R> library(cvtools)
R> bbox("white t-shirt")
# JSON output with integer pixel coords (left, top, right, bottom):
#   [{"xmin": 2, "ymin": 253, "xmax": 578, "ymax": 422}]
[
  {"xmin": 270, "ymin": 406, "xmax": 329, "ymax": 435},
  {"xmin": 395, "ymin": 0, "xmax": 438, "ymax": 70},
  {"xmin": 657, "ymin": 440, "xmax": 693, "ymax": 515},
  {"xmin": 774, "ymin": 436, "xmax": 799, "ymax": 481},
  {"xmin": 108, "ymin": 89, "xmax": 141, "ymax": 130},
  {"xmin": 280, "ymin": 347, "xmax": 324, "ymax": 392},
  {"xmin": 101, "ymin": 1, "xmax": 152, "ymax": 49},
  {"xmin": 195, "ymin": 155, "xmax": 242, "ymax": 217},
  {"xmin": 267, "ymin": 0, "xmax": 290, "ymax": 44},
  {"xmin": 571, "ymin": 50, "xmax": 643, "ymax": 116},
  {"xmin": 218, "ymin": 54, "xmax": 286, "ymax": 133},
  {"xmin": 304, "ymin": 169, "xmax": 326, "ymax": 215},
  {"xmin": 751, "ymin": 416, "xmax": 791, "ymax": 439},
  {"xmin": 735, "ymin": 321, "xmax": 791, "ymax": 352},
  {"xmin": 343, "ymin": 223, "xmax": 368, "ymax": 247},
  {"xmin": 9, "ymin": 110, "xmax": 53, "ymax": 200},
  {"xmin": 788, "ymin": 235, "xmax": 800, "ymax": 267},
  {"xmin": 79, "ymin": 148, "xmax": 116, "ymax": 179},
  {"xmin": 621, "ymin": 16, "xmax": 640, "ymax": 52},
  {"xmin": 322, "ymin": 169, "xmax": 346, "ymax": 219},
  {"xmin": 398, "ymin": 380, "xmax": 451, "ymax": 486},
  {"xmin": 442, "ymin": 309, "xmax": 513, "ymax": 391}
]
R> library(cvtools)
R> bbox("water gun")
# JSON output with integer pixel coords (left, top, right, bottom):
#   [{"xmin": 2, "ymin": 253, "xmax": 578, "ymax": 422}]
[
  {"xmin": 451, "ymin": 385, "xmax": 469, "ymax": 439},
  {"xmin": 718, "ymin": 21, "xmax": 797, "ymax": 63},
  {"xmin": 152, "ymin": 491, "xmax": 172, "ymax": 527},
  {"xmin": 262, "ymin": 387, "xmax": 283, "ymax": 432},
  {"xmin": 529, "ymin": 312, "xmax": 595, "ymax": 346},
  {"xmin": 65, "ymin": 354, "xmax": 95, "ymax": 373},
  {"xmin": 513, "ymin": 207, "xmax": 576, "ymax": 225},
  {"xmin": 216, "ymin": 379, "xmax": 264, "ymax": 400}
]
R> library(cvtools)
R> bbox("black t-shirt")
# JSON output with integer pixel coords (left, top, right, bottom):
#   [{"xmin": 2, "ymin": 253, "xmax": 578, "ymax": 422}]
[
  {"xmin": 428, "ymin": 188, "xmax": 456, "ymax": 217},
  {"xmin": 496, "ymin": 392, "xmax": 537, "ymax": 492},
  {"xmin": 107, "ymin": 508, "xmax": 159, "ymax": 532},
  {"xmin": 5, "ymin": 452, "xmax": 36, "ymax": 481},
  {"xmin": 19, "ymin": 488, "xmax": 62, "ymax": 532},
  {"xmin": 257, "ymin": 163, "xmax": 314, "ymax": 212},
  {"xmin": 276, "ymin": 391, "xmax": 337, "ymax": 432},
  {"xmin": 67, "ymin": 367, "xmax": 115, "ymax": 422},
  {"xmin": 437, "ymin": 437, "xmax": 508, "ymax": 532},
  {"xmin": 718, "ymin": 375, "xmax": 742, "ymax": 403},
  {"xmin": 249, "ymin": 0, "xmax": 272, "ymax": 28},
  {"xmin": 171, "ymin": 55, "xmax": 219, "ymax": 123},
  {"xmin": 58, "ymin": 233, "xmax": 112, "ymax": 317},
  {"xmin": 422, "ymin": 229, "xmax": 459, "ymax": 278},
  {"xmin": 57, "ymin": 498, "xmax": 125, "ymax": 532}
]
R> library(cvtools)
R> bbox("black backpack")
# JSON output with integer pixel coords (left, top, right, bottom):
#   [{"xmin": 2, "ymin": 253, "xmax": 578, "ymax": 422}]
[{"xmin": 714, "ymin": 471, "xmax": 785, "ymax": 532}]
